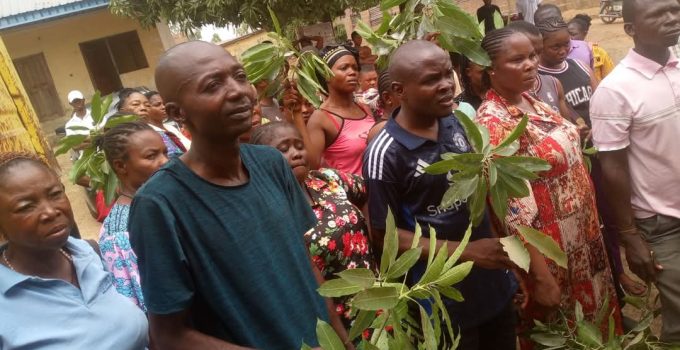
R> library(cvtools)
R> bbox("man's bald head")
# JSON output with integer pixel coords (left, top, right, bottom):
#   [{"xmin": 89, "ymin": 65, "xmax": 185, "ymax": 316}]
[
  {"xmin": 155, "ymin": 41, "xmax": 236, "ymax": 103},
  {"xmin": 388, "ymin": 40, "xmax": 449, "ymax": 83}
]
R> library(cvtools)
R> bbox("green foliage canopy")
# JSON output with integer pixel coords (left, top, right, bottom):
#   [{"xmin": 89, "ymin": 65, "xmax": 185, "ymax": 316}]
[{"xmin": 109, "ymin": 0, "xmax": 379, "ymax": 34}]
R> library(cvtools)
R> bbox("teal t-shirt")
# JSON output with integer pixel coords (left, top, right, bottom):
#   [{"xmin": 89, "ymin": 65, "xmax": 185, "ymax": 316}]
[{"xmin": 128, "ymin": 144, "xmax": 327, "ymax": 349}]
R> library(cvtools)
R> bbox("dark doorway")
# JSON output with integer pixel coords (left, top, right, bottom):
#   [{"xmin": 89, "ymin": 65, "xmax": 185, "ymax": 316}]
[
  {"xmin": 13, "ymin": 53, "xmax": 64, "ymax": 121},
  {"xmin": 80, "ymin": 39, "xmax": 123, "ymax": 95}
]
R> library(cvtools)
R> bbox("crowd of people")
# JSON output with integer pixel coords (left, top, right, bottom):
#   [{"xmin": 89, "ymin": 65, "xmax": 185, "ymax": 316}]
[{"xmin": 1, "ymin": 0, "xmax": 680, "ymax": 349}]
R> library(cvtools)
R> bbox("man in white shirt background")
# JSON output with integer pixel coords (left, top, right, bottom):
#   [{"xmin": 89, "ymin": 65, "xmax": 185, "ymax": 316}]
[
  {"xmin": 516, "ymin": 0, "xmax": 542, "ymax": 24},
  {"xmin": 64, "ymin": 90, "xmax": 94, "ymax": 136}
]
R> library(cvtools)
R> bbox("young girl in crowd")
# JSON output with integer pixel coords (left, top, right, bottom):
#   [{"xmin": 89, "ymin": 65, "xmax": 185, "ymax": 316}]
[
  {"xmin": 97, "ymin": 121, "xmax": 169, "ymax": 310},
  {"xmin": 536, "ymin": 17, "xmax": 598, "ymax": 127},
  {"xmin": 306, "ymin": 45, "xmax": 375, "ymax": 175},
  {"xmin": 251, "ymin": 121, "xmax": 376, "ymax": 329},
  {"xmin": 145, "ymin": 90, "xmax": 193, "ymax": 145},
  {"xmin": 117, "ymin": 88, "xmax": 188, "ymax": 157},
  {"xmin": 568, "ymin": 14, "xmax": 615, "ymax": 81},
  {"xmin": 366, "ymin": 69, "xmax": 400, "ymax": 144},
  {"xmin": 0, "ymin": 152, "xmax": 148, "ymax": 349},
  {"xmin": 475, "ymin": 28, "xmax": 621, "ymax": 348}
]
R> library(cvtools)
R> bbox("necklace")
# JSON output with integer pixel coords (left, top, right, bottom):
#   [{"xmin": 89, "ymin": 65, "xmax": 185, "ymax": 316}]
[{"xmin": 2, "ymin": 248, "xmax": 73, "ymax": 272}]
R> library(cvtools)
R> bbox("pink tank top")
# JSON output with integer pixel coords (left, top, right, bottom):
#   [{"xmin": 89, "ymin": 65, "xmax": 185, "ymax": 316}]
[{"xmin": 321, "ymin": 104, "xmax": 375, "ymax": 175}]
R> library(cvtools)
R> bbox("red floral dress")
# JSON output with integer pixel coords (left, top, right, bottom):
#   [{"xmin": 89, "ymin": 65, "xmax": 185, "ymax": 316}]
[
  {"xmin": 304, "ymin": 168, "xmax": 377, "ymax": 329},
  {"xmin": 476, "ymin": 90, "xmax": 620, "ymax": 346}
]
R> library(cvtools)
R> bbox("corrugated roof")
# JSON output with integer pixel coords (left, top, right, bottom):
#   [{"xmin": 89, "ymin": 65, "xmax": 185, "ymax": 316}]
[{"xmin": 0, "ymin": 0, "xmax": 108, "ymax": 30}]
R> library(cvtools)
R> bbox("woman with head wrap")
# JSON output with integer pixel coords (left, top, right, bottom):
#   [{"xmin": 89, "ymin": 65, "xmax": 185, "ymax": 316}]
[{"xmin": 305, "ymin": 45, "xmax": 375, "ymax": 175}]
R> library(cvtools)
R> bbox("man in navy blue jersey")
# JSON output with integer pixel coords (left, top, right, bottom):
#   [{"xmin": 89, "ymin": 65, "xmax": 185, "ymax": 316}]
[{"xmin": 363, "ymin": 40, "xmax": 518, "ymax": 350}]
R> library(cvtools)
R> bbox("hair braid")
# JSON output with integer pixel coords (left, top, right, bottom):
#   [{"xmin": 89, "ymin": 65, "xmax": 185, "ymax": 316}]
[
  {"xmin": 99, "ymin": 121, "xmax": 153, "ymax": 167},
  {"xmin": 480, "ymin": 27, "xmax": 519, "ymax": 90},
  {"xmin": 536, "ymin": 16, "xmax": 568, "ymax": 36}
]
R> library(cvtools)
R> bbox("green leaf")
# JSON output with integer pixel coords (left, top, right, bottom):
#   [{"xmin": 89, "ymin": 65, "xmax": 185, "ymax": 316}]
[
  {"xmin": 386, "ymin": 247, "xmax": 422, "ymax": 279},
  {"xmin": 100, "ymin": 93, "xmax": 113, "ymax": 121},
  {"xmin": 489, "ymin": 183, "xmax": 509, "ymax": 222},
  {"xmin": 381, "ymin": 0, "xmax": 408, "ymax": 11},
  {"xmin": 318, "ymin": 278, "xmax": 363, "ymax": 298},
  {"xmin": 381, "ymin": 207, "xmax": 399, "ymax": 275},
  {"xmin": 55, "ymin": 134, "xmax": 88, "ymax": 156},
  {"xmin": 68, "ymin": 148, "xmax": 95, "ymax": 184},
  {"xmin": 488, "ymin": 162, "xmax": 498, "ymax": 187},
  {"xmin": 435, "ymin": 0, "xmax": 484, "ymax": 41},
  {"xmin": 419, "ymin": 305, "xmax": 437, "ymax": 350},
  {"xmin": 500, "ymin": 235, "xmax": 530, "ymax": 272},
  {"xmin": 454, "ymin": 110, "xmax": 483, "ymax": 153},
  {"xmin": 493, "ymin": 10, "xmax": 505, "ymax": 29},
  {"xmin": 300, "ymin": 344, "xmax": 312, "ymax": 350},
  {"xmin": 529, "ymin": 333, "xmax": 567, "ymax": 347},
  {"xmin": 496, "ymin": 171, "xmax": 530, "ymax": 198},
  {"xmin": 104, "ymin": 114, "xmax": 139, "ymax": 129},
  {"xmin": 66, "ymin": 125, "xmax": 91, "ymax": 132},
  {"xmin": 104, "ymin": 171, "xmax": 119, "ymax": 206},
  {"xmin": 440, "ymin": 174, "xmax": 479, "ymax": 209},
  {"xmin": 444, "ymin": 224, "xmax": 472, "ymax": 271},
  {"xmin": 352, "ymin": 287, "xmax": 399, "ymax": 310},
  {"xmin": 90, "ymin": 91, "xmax": 103, "ymax": 125},
  {"xmin": 241, "ymin": 42, "xmax": 277, "ymax": 62},
  {"xmin": 494, "ymin": 141, "xmax": 520, "ymax": 157},
  {"xmin": 582, "ymin": 146, "xmax": 598, "ymax": 155},
  {"xmin": 498, "ymin": 156, "xmax": 552, "ymax": 173},
  {"xmin": 425, "ymin": 153, "xmax": 484, "ymax": 174},
  {"xmin": 411, "ymin": 223, "xmax": 422, "ymax": 249},
  {"xmin": 427, "ymin": 226, "xmax": 437, "ymax": 266},
  {"xmin": 337, "ymin": 268, "xmax": 376, "ymax": 289},
  {"xmin": 419, "ymin": 237, "xmax": 448, "ymax": 285},
  {"xmin": 267, "ymin": 6, "xmax": 282, "ymax": 36},
  {"xmin": 439, "ymin": 35, "xmax": 491, "ymax": 67},
  {"xmin": 348, "ymin": 309, "xmax": 376, "ymax": 341},
  {"xmin": 438, "ymin": 285, "xmax": 464, "ymax": 302},
  {"xmin": 631, "ymin": 312, "xmax": 653, "ymax": 333},
  {"xmin": 316, "ymin": 319, "xmax": 344, "ymax": 350},
  {"xmin": 516, "ymin": 226, "xmax": 567, "ymax": 269},
  {"xmin": 576, "ymin": 321, "xmax": 603, "ymax": 347},
  {"xmin": 494, "ymin": 115, "xmax": 528, "ymax": 151},
  {"xmin": 468, "ymin": 176, "xmax": 487, "ymax": 226},
  {"xmin": 435, "ymin": 261, "xmax": 473, "ymax": 287},
  {"xmin": 575, "ymin": 300, "xmax": 584, "ymax": 322}
]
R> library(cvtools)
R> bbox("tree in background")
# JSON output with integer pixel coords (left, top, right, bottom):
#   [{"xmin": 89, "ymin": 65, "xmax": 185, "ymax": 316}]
[
  {"xmin": 110, "ymin": 0, "xmax": 379, "ymax": 34},
  {"xmin": 211, "ymin": 33, "xmax": 222, "ymax": 43}
]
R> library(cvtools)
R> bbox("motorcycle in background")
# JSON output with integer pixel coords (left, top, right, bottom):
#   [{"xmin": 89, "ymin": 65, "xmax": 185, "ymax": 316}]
[{"xmin": 599, "ymin": 0, "xmax": 623, "ymax": 24}]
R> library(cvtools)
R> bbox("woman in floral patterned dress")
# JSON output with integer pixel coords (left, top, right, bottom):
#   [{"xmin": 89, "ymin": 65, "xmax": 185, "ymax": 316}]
[
  {"xmin": 251, "ymin": 121, "xmax": 376, "ymax": 329},
  {"xmin": 98, "ymin": 121, "xmax": 169, "ymax": 310},
  {"xmin": 475, "ymin": 28, "xmax": 620, "ymax": 347}
]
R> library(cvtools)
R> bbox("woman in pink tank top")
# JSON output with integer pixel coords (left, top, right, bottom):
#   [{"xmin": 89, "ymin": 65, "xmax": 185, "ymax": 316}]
[{"xmin": 306, "ymin": 46, "xmax": 375, "ymax": 175}]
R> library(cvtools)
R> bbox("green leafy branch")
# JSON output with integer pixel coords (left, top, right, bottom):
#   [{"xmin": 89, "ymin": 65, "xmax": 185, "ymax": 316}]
[
  {"xmin": 241, "ymin": 7, "xmax": 333, "ymax": 108},
  {"xmin": 531, "ymin": 290, "xmax": 674, "ymax": 350},
  {"xmin": 55, "ymin": 91, "xmax": 138, "ymax": 205},
  {"xmin": 354, "ymin": 0, "xmax": 490, "ymax": 69},
  {"xmin": 309, "ymin": 209, "xmax": 475, "ymax": 349},
  {"xmin": 425, "ymin": 111, "xmax": 566, "ymax": 273}
]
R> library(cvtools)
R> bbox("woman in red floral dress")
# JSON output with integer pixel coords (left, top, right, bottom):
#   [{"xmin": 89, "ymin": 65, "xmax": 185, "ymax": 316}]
[
  {"xmin": 475, "ymin": 28, "xmax": 620, "ymax": 347},
  {"xmin": 251, "ymin": 121, "xmax": 376, "ymax": 329}
]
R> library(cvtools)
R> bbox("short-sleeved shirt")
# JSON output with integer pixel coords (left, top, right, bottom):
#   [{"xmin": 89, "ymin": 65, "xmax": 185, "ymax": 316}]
[
  {"xmin": 363, "ymin": 111, "xmax": 516, "ymax": 330},
  {"xmin": 515, "ymin": 0, "xmax": 541, "ymax": 24},
  {"xmin": 65, "ymin": 110, "xmax": 94, "ymax": 136},
  {"xmin": 590, "ymin": 49, "xmax": 680, "ymax": 219},
  {"xmin": 0, "ymin": 237, "xmax": 149, "ymax": 349},
  {"xmin": 569, "ymin": 40, "xmax": 594, "ymax": 69},
  {"xmin": 128, "ymin": 145, "xmax": 327, "ymax": 349}
]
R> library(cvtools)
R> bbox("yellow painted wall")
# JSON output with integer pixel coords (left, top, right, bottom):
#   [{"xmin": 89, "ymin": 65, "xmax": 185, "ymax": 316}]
[
  {"xmin": 0, "ymin": 8, "xmax": 169, "ymax": 114},
  {"xmin": 221, "ymin": 30, "xmax": 269, "ymax": 60},
  {"xmin": 0, "ymin": 36, "xmax": 58, "ymax": 168}
]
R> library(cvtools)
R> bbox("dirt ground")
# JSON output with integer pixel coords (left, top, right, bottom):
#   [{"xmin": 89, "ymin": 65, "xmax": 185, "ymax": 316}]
[{"xmin": 53, "ymin": 5, "xmax": 659, "ymax": 340}]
